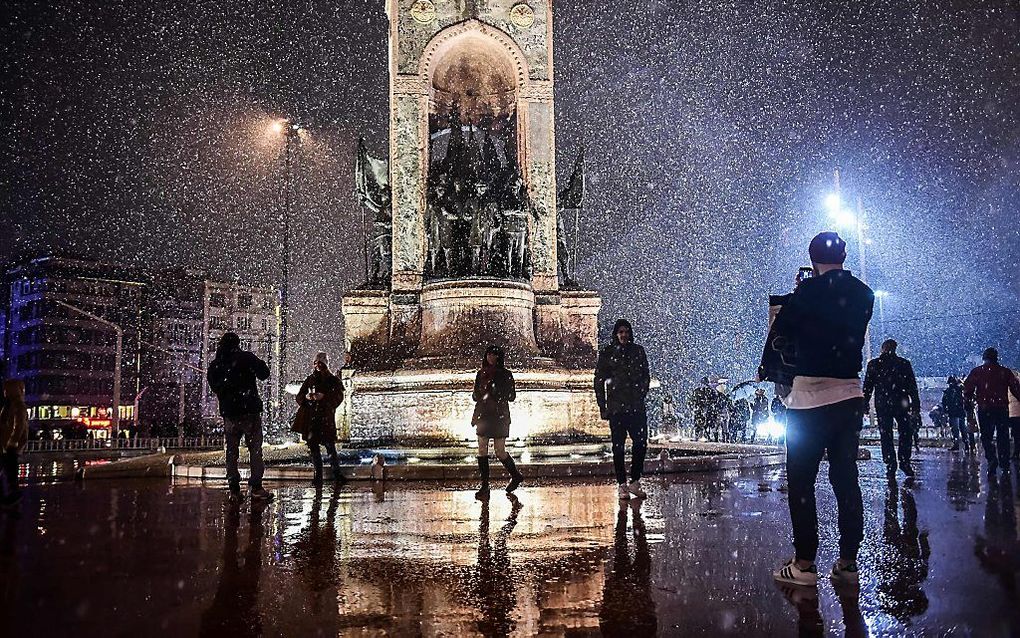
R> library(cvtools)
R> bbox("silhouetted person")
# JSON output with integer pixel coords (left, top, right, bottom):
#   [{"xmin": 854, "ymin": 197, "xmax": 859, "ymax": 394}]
[
  {"xmin": 762, "ymin": 232, "xmax": 873, "ymax": 588},
  {"xmin": 472, "ymin": 346, "xmax": 523, "ymax": 499},
  {"xmin": 0, "ymin": 380, "xmax": 28, "ymax": 507},
  {"xmin": 599, "ymin": 499, "xmax": 657, "ymax": 637},
  {"xmin": 207, "ymin": 332, "xmax": 273, "ymax": 501},
  {"xmin": 730, "ymin": 398, "xmax": 751, "ymax": 443},
  {"xmin": 1010, "ymin": 367, "xmax": 1020, "ymax": 461},
  {"xmin": 595, "ymin": 319, "xmax": 651, "ymax": 500},
  {"xmin": 964, "ymin": 348, "xmax": 1020, "ymax": 476},
  {"xmin": 296, "ymin": 352, "xmax": 345, "ymax": 485},
  {"xmin": 863, "ymin": 339, "xmax": 922, "ymax": 478},
  {"xmin": 942, "ymin": 376, "xmax": 971, "ymax": 452},
  {"xmin": 199, "ymin": 497, "xmax": 268, "ymax": 637},
  {"xmin": 750, "ymin": 388, "xmax": 770, "ymax": 443},
  {"xmin": 689, "ymin": 377, "xmax": 719, "ymax": 441}
]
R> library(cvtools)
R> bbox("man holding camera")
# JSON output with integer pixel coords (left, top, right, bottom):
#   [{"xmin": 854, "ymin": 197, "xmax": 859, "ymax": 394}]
[
  {"xmin": 863, "ymin": 339, "xmax": 921, "ymax": 479},
  {"xmin": 760, "ymin": 231, "xmax": 874, "ymax": 588}
]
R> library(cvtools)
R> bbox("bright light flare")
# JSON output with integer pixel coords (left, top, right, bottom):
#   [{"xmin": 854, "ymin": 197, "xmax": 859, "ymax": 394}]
[
  {"xmin": 268, "ymin": 119, "xmax": 286, "ymax": 135},
  {"xmin": 756, "ymin": 418, "xmax": 786, "ymax": 441},
  {"xmin": 874, "ymin": 290, "xmax": 890, "ymax": 298}
]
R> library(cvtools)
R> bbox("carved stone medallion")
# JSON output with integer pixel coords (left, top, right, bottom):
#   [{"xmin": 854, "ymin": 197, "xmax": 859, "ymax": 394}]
[
  {"xmin": 508, "ymin": 3, "xmax": 536, "ymax": 28},
  {"xmin": 410, "ymin": 0, "xmax": 437, "ymax": 24}
]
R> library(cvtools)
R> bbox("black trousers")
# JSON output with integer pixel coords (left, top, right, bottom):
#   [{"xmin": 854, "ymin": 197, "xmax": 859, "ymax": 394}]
[
  {"xmin": 1010, "ymin": 417, "xmax": 1020, "ymax": 458},
  {"xmin": 610, "ymin": 411, "xmax": 648, "ymax": 484},
  {"xmin": 877, "ymin": 409, "xmax": 913, "ymax": 470},
  {"xmin": 786, "ymin": 398, "xmax": 865, "ymax": 563},
  {"xmin": 308, "ymin": 440, "xmax": 339, "ymax": 478},
  {"xmin": 978, "ymin": 408, "xmax": 1010, "ymax": 469}
]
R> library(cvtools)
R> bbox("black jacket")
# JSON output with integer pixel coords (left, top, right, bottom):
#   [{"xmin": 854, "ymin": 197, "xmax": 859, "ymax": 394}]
[
  {"xmin": 207, "ymin": 349, "xmax": 271, "ymax": 418},
  {"xmin": 863, "ymin": 352, "xmax": 921, "ymax": 415},
  {"xmin": 595, "ymin": 342, "xmax": 650, "ymax": 416},
  {"xmin": 761, "ymin": 269, "xmax": 874, "ymax": 380},
  {"xmin": 941, "ymin": 383, "xmax": 966, "ymax": 418}
]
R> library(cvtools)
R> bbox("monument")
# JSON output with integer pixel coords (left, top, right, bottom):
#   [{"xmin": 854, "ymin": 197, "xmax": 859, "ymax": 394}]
[{"xmin": 342, "ymin": 0, "xmax": 603, "ymax": 444}]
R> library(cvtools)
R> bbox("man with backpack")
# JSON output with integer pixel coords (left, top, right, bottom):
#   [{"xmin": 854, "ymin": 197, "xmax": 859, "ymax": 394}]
[{"xmin": 207, "ymin": 332, "xmax": 273, "ymax": 501}]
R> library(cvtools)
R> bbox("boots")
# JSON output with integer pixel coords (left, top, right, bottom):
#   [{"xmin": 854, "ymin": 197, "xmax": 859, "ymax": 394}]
[
  {"xmin": 475, "ymin": 456, "xmax": 490, "ymax": 500},
  {"xmin": 500, "ymin": 455, "xmax": 524, "ymax": 493}
]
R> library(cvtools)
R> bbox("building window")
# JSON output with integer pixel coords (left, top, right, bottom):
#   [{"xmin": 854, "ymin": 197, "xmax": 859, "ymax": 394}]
[
  {"xmin": 209, "ymin": 292, "xmax": 227, "ymax": 307},
  {"xmin": 235, "ymin": 316, "xmax": 252, "ymax": 331},
  {"xmin": 237, "ymin": 293, "xmax": 253, "ymax": 309}
]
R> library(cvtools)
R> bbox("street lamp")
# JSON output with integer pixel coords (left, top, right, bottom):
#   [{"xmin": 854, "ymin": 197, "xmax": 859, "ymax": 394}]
[
  {"xmin": 55, "ymin": 301, "xmax": 123, "ymax": 437},
  {"xmin": 824, "ymin": 168, "xmax": 873, "ymax": 362},
  {"xmin": 270, "ymin": 117, "xmax": 307, "ymax": 430}
]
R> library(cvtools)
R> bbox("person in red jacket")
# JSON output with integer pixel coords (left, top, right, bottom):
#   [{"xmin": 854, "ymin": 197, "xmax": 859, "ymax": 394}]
[{"xmin": 963, "ymin": 348, "xmax": 1020, "ymax": 476}]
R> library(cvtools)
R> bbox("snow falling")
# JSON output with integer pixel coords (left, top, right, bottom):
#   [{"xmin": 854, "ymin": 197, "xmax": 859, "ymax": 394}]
[{"xmin": 2, "ymin": 0, "xmax": 1018, "ymax": 394}]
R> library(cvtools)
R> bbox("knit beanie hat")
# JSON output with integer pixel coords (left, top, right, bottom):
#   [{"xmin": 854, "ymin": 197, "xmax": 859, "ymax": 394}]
[{"xmin": 808, "ymin": 231, "xmax": 847, "ymax": 265}]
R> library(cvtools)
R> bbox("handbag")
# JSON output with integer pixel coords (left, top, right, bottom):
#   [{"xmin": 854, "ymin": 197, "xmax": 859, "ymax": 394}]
[{"xmin": 290, "ymin": 404, "xmax": 311, "ymax": 437}]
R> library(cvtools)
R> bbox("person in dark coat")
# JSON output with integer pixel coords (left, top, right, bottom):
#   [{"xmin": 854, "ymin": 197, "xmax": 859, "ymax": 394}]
[
  {"xmin": 0, "ymin": 380, "xmax": 28, "ymax": 507},
  {"xmin": 863, "ymin": 339, "xmax": 922, "ymax": 479},
  {"xmin": 688, "ymin": 378, "xmax": 719, "ymax": 440},
  {"xmin": 296, "ymin": 352, "xmax": 345, "ymax": 485},
  {"xmin": 472, "ymin": 345, "xmax": 523, "ymax": 498},
  {"xmin": 595, "ymin": 318, "xmax": 651, "ymax": 500},
  {"xmin": 750, "ymin": 388, "xmax": 770, "ymax": 444},
  {"xmin": 942, "ymin": 376, "xmax": 971, "ymax": 452},
  {"xmin": 207, "ymin": 332, "xmax": 273, "ymax": 501},
  {"xmin": 964, "ymin": 347, "xmax": 1020, "ymax": 476},
  {"xmin": 729, "ymin": 398, "xmax": 751, "ymax": 443},
  {"xmin": 771, "ymin": 396, "xmax": 788, "ymax": 429}
]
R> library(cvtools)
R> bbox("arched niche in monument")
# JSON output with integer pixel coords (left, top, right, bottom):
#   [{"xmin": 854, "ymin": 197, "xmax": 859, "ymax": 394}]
[{"xmin": 421, "ymin": 27, "xmax": 533, "ymax": 282}]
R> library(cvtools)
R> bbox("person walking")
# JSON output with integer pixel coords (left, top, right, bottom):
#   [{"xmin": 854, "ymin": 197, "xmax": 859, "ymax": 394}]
[
  {"xmin": 771, "ymin": 395, "xmax": 788, "ymax": 429},
  {"xmin": 863, "ymin": 339, "xmax": 922, "ymax": 479},
  {"xmin": 207, "ymin": 332, "xmax": 273, "ymax": 501},
  {"xmin": 0, "ymin": 380, "xmax": 28, "ymax": 507},
  {"xmin": 750, "ymin": 388, "xmax": 770, "ymax": 444},
  {"xmin": 295, "ymin": 352, "xmax": 345, "ymax": 486},
  {"xmin": 595, "ymin": 318, "xmax": 651, "ymax": 500},
  {"xmin": 942, "ymin": 376, "xmax": 970, "ymax": 452},
  {"xmin": 472, "ymin": 345, "xmax": 523, "ymax": 499},
  {"xmin": 760, "ymin": 231, "xmax": 873, "ymax": 588},
  {"xmin": 688, "ymin": 378, "xmax": 717, "ymax": 441},
  {"xmin": 963, "ymin": 348, "xmax": 1020, "ymax": 476},
  {"xmin": 730, "ymin": 398, "xmax": 751, "ymax": 443}
]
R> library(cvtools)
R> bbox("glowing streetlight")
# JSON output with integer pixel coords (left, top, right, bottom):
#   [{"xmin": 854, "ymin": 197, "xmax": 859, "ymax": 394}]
[
  {"xmin": 874, "ymin": 290, "xmax": 889, "ymax": 334},
  {"xmin": 267, "ymin": 116, "xmax": 309, "ymax": 431}
]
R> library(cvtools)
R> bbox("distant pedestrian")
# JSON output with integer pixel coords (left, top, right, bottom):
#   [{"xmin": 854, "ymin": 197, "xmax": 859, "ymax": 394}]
[
  {"xmin": 1009, "ymin": 367, "xmax": 1020, "ymax": 461},
  {"xmin": 928, "ymin": 404, "xmax": 947, "ymax": 440},
  {"xmin": 771, "ymin": 395, "xmax": 788, "ymax": 429},
  {"xmin": 730, "ymin": 398, "xmax": 751, "ymax": 443},
  {"xmin": 761, "ymin": 231, "xmax": 873, "ymax": 588},
  {"xmin": 295, "ymin": 352, "xmax": 345, "ymax": 486},
  {"xmin": 941, "ymin": 376, "xmax": 971, "ymax": 452},
  {"xmin": 473, "ymin": 345, "xmax": 523, "ymax": 499},
  {"xmin": 595, "ymin": 319, "xmax": 651, "ymax": 500},
  {"xmin": 0, "ymin": 380, "xmax": 28, "ymax": 507},
  {"xmin": 207, "ymin": 332, "xmax": 273, "ymax": 501},
  {"xmin": 689, "ymin": 378, "xmax": 719, "ymax": 441},
  {"xmin": 964, "ymin": 348, "xmax": 1020, "ymax": 476},
  {"xmin": 750, "ymin": 388, "xmax": 770, "ymax": 444},
  {"xmin": 661, "ymin": 395, "xmax": 678, "ymax": 435},
  {"xmin": 863, "ymin": 339, "xmax": 922, "ymax": 479}
]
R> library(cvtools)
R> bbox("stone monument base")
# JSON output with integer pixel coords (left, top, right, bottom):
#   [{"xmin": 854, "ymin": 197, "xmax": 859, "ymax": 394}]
[{"xmin": 341, "ymin": 365, "xmax": 603, "ymax": 445}]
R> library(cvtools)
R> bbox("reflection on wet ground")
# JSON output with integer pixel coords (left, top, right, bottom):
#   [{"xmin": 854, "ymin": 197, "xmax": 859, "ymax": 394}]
[{"xmin": 1, "ymin": 449, "xmax": 1017, "ymax": 636}]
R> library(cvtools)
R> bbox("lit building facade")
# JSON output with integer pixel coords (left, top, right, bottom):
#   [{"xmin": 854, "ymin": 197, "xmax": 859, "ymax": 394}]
[
  {"xmin": 3, "ymin": 257, "xmax": 147, "ymax": 436},
  {"xmin": 2, "ymin": 257, "xmax": 280, "ymax": 437}
]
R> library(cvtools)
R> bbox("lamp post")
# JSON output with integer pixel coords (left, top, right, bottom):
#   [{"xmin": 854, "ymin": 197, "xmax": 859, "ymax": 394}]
[
  {"xmin": 56, "ymin": 301, "xmax": 123, "ymax": 437},
  {"xmin": 271, "ymin": 118, "xmax": 305, "ymax": 430},
  {"xmin": 874, "ymin": 290, "xmax": 889, "ymax": 337}
]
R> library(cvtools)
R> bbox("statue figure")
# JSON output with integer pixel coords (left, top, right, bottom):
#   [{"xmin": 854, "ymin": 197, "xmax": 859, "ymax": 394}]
[
  {"xmin": 468, "ymin": 181, "xmax": 491, "ymax": 274},
  {"xmin": 556, "ymin": 147, "xmax": 585, "ymax": 288},
  {"xmin": 355, "ymin": 138, "xmax": 392, "ymax": 286},
  {"xmin": 502, "ymin": 207, "xmax": 529, "ymax": 279}
]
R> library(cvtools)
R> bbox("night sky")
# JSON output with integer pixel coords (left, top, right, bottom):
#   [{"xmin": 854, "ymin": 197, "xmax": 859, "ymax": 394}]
[{"xmin": 2, "ymin": 0, "xmax": 1018, "ymax": 394}]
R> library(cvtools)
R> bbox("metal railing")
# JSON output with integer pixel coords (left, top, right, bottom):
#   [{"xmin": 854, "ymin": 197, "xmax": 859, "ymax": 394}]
[{"xmin": 24, "ymin": 436, "xmax": 225, "ymax": 454}]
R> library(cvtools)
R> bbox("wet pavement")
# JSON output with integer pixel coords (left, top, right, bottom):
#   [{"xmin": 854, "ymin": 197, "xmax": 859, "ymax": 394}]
[{"xmin": 0, "ymin": 448, "xmax": 1016, "ymax": 636}]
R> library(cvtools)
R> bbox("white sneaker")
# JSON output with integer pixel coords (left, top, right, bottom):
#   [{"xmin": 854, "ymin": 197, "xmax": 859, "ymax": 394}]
[
  {"xmin": 830, "ymin": 561, "xmax": 860, "ymax": 585},
  {"xmin": 617, "ymin": 484, "xmax": 631, "ymax": 500},
  {"xmin": 627, "ymin": 480, "xmax": 647, "ymax": 499},
  {"xmin": 773, "ymin": 559, "xmax": 818, "ymax": 586}
]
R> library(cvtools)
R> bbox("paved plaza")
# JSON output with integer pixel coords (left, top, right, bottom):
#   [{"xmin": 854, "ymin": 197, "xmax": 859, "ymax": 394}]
[{"xmin": 1, "ymin": 448, "xmax": 1015, "ymax": 636}]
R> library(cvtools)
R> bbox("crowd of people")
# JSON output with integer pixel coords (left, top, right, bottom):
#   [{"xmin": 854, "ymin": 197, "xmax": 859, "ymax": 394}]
[{"xmin": 198, "ymin": 228, "xmax": 1016, "ymax": 601}]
